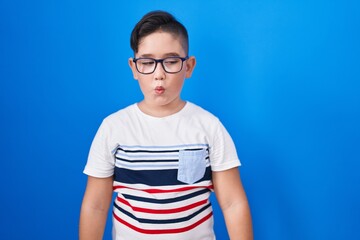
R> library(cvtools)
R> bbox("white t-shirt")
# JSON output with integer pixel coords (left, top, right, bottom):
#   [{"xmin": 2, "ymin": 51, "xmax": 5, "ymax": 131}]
[{"xmin": 84, "ymin": 102, "xmax": 240, "ymax": 240}]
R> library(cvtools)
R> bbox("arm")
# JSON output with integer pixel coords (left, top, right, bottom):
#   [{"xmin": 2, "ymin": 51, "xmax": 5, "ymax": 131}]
[
  {"xmin": 79, "ymin": 176, "xmax": 113, "ymax": 240},
  {"xmin": 213, "ymin": 167, "xmax": 253, "ymax": 240}
]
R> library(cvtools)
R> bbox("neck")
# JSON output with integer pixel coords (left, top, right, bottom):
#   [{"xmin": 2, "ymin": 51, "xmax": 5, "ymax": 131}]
[{"xmin": 137, "ymin": 100, "xmax": 186, "ymax": 118}]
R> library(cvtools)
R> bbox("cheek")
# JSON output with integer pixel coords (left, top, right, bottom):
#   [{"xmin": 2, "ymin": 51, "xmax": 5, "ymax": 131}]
[
  {"xmin": 173, "ymin": 79, "xmax": 185, "ymax": 91},
  {"xmin": 138, "ymin": 78, "xmax": 154, "ymax": 91}
]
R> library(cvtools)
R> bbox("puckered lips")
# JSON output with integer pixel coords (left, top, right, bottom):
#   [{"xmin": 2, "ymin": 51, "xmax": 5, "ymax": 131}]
[{"xmin": 155, "ymin": 86, "xmax": 165, "ymax": 95}]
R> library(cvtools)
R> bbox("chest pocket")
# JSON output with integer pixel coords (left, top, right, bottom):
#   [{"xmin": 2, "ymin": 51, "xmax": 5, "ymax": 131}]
[{"xmin": 177, "ymin": 149, "xmax": 207, "ymax": 184}]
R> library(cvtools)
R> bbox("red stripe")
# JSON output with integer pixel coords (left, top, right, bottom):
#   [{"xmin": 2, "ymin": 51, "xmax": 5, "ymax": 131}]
[
  {"xmin": 113, "ymin": 211, "xmax": 213, "ymax": 234},
  {"xmin": 117, "ymin": 196, "xmax": 208, "ymax": 214},
  {"xmin": 113, "ymin": 184, "xmax": 213, "ymax": 193}
]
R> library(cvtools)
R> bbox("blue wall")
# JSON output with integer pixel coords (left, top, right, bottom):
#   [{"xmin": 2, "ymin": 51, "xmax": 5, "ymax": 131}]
[{"xmin": 1, "ymin": 0, "xmax": 359, "ymax": 239}]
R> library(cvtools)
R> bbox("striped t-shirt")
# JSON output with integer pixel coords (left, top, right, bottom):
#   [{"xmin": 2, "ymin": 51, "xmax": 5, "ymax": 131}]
[{"xmin": 84, "ymin": 102, "xmax": 240, "ymax": 240}]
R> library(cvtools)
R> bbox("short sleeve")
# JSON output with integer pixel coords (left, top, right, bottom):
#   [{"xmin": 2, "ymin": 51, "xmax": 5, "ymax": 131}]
[
  {"xmin": 83, "ymin": 119, "xmax": 115, "ymax": 178},
  {"xmin": 209, "ymin": 120, "xmax": 241, "ymax": 171}
]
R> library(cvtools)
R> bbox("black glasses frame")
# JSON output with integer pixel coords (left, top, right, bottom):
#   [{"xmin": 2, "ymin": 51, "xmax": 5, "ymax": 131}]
[{"xmin": 132, "ymin": 56, "xmax": 189, "ymax": 74}]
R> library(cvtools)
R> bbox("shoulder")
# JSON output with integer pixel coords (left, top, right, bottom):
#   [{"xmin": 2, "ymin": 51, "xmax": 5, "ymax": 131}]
[
  {"xmin": 181, "ymin": 102, "xmax": 223, "ymax": 134},
  {"xmin": 100, "ymin": 104, "xmax": 137, "ymax": 129},
  {"xmin": 184, "ymin": 102, "xmax": 220, "ymax": 123},
  {"xmin": 105, "ymin": 104, "xmax": 136, "ymax": 120}
]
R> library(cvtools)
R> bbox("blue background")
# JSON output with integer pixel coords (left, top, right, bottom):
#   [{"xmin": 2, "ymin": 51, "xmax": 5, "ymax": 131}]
[{"xmin": 1, "ymin": 0, "xmax": 359, "ymax": 239}]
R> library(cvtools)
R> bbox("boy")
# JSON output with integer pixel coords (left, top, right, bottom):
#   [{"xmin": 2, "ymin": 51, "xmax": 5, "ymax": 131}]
[{"xmin": 79, "ymin": 10, "xmax": 253, "ymax": 240}]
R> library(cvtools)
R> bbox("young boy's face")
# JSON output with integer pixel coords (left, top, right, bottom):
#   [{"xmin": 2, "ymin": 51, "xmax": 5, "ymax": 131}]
[{"xmin": 129, "ymin": 31, "xmax": 195, "ymax": 111}]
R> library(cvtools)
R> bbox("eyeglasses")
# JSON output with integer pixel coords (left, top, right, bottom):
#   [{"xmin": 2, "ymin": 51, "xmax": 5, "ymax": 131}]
[{"xmin": 132, "ymin": 56, "xmax": 189, "ymax": 74}]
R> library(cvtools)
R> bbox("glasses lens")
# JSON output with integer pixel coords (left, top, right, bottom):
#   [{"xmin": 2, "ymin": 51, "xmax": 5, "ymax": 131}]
[
  {"xmin": 163, "ymin": 57, "xmax": 183, "ymax": 73},
  {"xmin": 136, "ymin": 59, "xmax": 156, "ymax": 74}
]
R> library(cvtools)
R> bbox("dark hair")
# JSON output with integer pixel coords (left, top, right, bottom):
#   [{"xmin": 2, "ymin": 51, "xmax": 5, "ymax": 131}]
[{"xmin": 130, "ymin": 10, "xmax": 189, "ymax": 54}]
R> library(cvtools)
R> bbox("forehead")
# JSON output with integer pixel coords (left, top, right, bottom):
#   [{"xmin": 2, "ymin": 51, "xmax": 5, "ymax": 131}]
[{"xmin": 137, "ymin": 31, "xmax": 186, "ymax": 57}]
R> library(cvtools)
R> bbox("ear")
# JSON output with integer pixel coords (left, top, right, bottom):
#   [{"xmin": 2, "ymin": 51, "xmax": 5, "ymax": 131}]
[
  {"xmin": 185, "ymin": 56, "xmax": 196, "ymax": 78},
  {"xmin": 128, "ymin": 57, "xmax": 139, "ymax": 80}
]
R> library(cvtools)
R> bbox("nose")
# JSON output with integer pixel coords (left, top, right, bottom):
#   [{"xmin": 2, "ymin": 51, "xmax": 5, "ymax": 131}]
[{"xmin": 154, "ymin": 62, "xmax": 166, "ymax": 80}]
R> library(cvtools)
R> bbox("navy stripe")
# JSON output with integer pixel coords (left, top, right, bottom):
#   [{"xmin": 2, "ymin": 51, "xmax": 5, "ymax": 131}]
[
  {"xmin": 117, "ymin": 147, "xmax": 179, "ymax": 153},
  {"xmin": 182, "ymin": 148, "xmax": 208, "ymax": 151},
  {"xmin": 116, "ymin": 157, "xmax": 178, "ymax": 163},
  {"xmin": 114, "ymin": 166, "xmax": 212, "ymax": 186},
  {"xmin": 122, "ymin": 188, "xmax": 210, "ymax": 204},
  {"xmin": 114, "ymin": 201, "xmax": 211, "ymax": 224},
  {"xmin": 116, "ymin": 157, "xmax": 209, "ymax": 162}
]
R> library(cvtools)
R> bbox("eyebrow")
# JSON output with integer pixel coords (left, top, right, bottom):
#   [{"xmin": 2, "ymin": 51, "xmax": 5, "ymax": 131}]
[{"xmin": 137, "ymin": 52, "xmax": 181, "ymax": 58}]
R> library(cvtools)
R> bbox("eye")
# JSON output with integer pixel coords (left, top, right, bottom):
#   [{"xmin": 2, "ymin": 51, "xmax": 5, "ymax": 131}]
[
  {"xmin": 139, "ymin": 59, "xmax": 155, "ymax": 65},
  {"xmin": 164, "ymin": 58, "xmax": 181, "ymax": 65}
]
